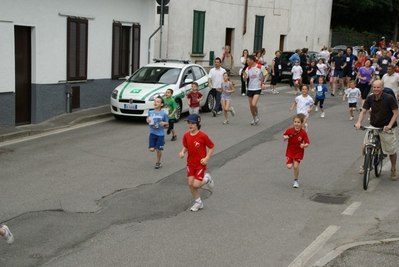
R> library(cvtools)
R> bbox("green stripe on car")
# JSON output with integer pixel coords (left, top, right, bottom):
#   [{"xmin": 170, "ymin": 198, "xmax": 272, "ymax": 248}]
[
  {"xmin": 119, "ymin": 81, "xmax": 131, "ymax": 99},
  {"xmin": 141, "ymin": 84, "xmax": 169, "ymax": 100}
]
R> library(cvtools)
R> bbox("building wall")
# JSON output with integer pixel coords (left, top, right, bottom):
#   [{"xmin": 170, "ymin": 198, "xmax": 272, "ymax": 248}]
[
  {"xmin": 157, "ymin": 0, "xmax": 332, "ymax": 69},
  {"xmin": 0, "ymin": 0, "xmax": 155, "ymax": 126}
]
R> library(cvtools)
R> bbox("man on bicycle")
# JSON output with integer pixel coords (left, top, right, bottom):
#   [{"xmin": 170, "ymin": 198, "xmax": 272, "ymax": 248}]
[{"xmin": 355, "ymin": 80, "xmax": 399, "ymax": 180}]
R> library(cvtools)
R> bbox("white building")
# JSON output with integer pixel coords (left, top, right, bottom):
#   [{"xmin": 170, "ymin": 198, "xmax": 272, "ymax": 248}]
[
  {"xmin": 0, "ymin": 0, "xmax": 155, "ymax": 126},
  {"xmin": 155, "ymin": 0, "xmax": 333, "ymax": 70}
]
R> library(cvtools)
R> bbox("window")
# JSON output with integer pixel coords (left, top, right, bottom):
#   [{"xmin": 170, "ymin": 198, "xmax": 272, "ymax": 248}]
[
  {"xmin": 67, "ymin": 17, "xmax": 88, "ymax": 81},
  {"xmin": 192, "ymin": 10, "xmax": 205, "ymax": 54},
  {"xmin": 253, "ymin": 16, "xmax": 264, "ymax": 53},
  {"xmin": 112, "ymin": 23, "xmax": 141, "ymax": 79},
  {"xmin": 192, "ymin": 66, "xmax": 205, "ymax": 80}
]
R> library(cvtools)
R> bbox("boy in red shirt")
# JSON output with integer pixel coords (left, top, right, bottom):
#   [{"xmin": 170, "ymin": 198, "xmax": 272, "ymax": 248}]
[
  {"xmin": 179, "ymin": 114, "xmax": 215, "ymax": 211},
  {"xmin": 283, "ymin": 114, "xmax": 310, "ymax": 188},
  {"xmin": 186, "ymin": 82, "xmax": 203, "ymax": 115}
]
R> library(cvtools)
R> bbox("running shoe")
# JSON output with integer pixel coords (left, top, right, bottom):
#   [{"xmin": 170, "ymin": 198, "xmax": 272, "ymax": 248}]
[
  {"xmin": 359, "ymin": 166, "xmax": 364, "ymax": 174},
  {"xmin": 171, "ymin": 135, "xmax": 177, "ymax": 141},
  {"xmin": 339, "ymin": 91, "xmax": 343, "ymax": 96},
  {"xmin": 242, "ymin": 93, "xmax": 246, "ymax": 96},
  {"xmin": 205, "ymin": 173, "xmax": 214, "ymax": 190},
  {"xmin": 155, "ymin": 162, "xmax": 162, "ymax": 169},
  {"xmin": 331, "ymin": 92, "xmax": 335, "ymax": 96},
  {"xmin": 212, "ymin": 110, "xmax": 216, "ymax": 117},
  {"xmin": 293, "ymin": 180, "xmax": 299, "ymax": 188},
  {"xmin": 391, "ymin": 170, "xmax": 397, "ymax": 181},
  {"xmin": 261, "ymin": 91, "xmax": 265, "ymax": 95},
  {"xmin": 255, "ymin": 116, "xmax": 260, "ymax": 125},
  {"xmin": 315, "ymin": 106, "xmax": 318, "ymax": 112},
  {"xmin": 275, "ymin": 90, "xmax": 279, "ymax": 94},
  {"xmin": 251, "ymin": 119, "xmax": 255, "ymax": 125},
  {"xmin": 217, "ymin": 111, "xmax": 222, "ymax": 115},
  {"xmin": 321, "ymin": 112, "xmax": 325, "ymax": 118},
  {"xmin": 166, "ymin": 129, "xmax": 171, "ymax": 135},
  {"xmin": 349, "ymin": 117, "xmax": 354, "ymax": 121},
  {"xmin": 223, "ymin": 120, "xmax": 229, "ymax": 124},
  {"xmin": 1, "ymin": 225, "xmax": 14, "ymax": 245},
  {"xmin": 190, "ymin": 201, "xmax": 204, "ymax": 212},
  {"xmin": 230, "ymin": 107, "xmax": 235, "ymax": 116}
]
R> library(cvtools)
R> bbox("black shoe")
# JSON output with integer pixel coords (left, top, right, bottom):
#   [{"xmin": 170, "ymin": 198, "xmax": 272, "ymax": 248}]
[
  {"xmin": 155, "ymin": 162, "xmax": 162, "ymax": 169},
  {"xmin": 212, "ymin": 110, "xmax": 216, "ymax": 117},
  {"xmin": 171, "ymin": 135, "xmax": 177, "ymax": 141},
  {"xmin": 167, "ymin": 129, "xmax": 171, "ymax": 135},
  {"xmin": 331, "ymin": 92, "xmax": 335, "ymax": 96}
]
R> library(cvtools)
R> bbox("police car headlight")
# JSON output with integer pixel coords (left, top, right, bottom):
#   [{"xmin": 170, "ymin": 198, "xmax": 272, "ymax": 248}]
[
  {"xmin": 111, "ymin": 89, "xmax": 118, "ymax": 99},
  {"xmin": 149, "ymin": 92, "xmax": 165, "ymax": 101}
]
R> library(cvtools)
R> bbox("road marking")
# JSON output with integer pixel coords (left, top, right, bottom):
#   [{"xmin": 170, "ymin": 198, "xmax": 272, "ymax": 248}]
[
  {"xmin": 288, "ymin": 225, "xmax": 340, "ymax": 267},
  {"xmin": 341, "ymin": 201, "xmax": 361, "ymax": 215},
  {"xmin": 0, "ymin": 118, "xmax": 113, "ymax": 147},
  {"xmin": 365, "ymin": 178, "xmax": 380, "ymax": 192}
]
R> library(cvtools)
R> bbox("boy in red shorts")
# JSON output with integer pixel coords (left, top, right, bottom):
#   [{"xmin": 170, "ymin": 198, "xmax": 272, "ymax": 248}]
[{"xmin": 179, "ymin": 114, "xmax": 215, "ymax": 211}]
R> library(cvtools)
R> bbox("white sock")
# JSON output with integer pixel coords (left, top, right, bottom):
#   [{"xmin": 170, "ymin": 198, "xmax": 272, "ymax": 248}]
[{"xmin": 195, "ymin": 198, "xmax": 202, "ymax": 203}]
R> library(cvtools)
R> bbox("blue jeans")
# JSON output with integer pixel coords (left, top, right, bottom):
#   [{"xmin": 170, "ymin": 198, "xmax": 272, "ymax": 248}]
[{"xmin": 211, "ymin": 88, "xmax": 222, "ymax": 112}]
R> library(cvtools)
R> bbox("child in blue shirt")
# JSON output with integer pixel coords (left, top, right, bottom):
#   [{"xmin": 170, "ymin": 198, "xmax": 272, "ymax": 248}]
[
  {"xmin": 314, "ymin": 77, "xmax": 328, "ymax": 118},
  {"xmin": 147, "ymin": 96, "xmax": 169, "ymax": 169}
]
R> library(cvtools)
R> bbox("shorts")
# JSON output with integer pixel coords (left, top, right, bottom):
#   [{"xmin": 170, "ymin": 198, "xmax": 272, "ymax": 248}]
[
  {"xmin": 187, "ymin": 166, "xmax": 207, "ymax": 181},
  {"xmin": 292, "ymin": 79, "xmax": 301, "ymax": 83},
  {"xmin": 363, "ymin": 128, "xmax": 397, "ymax": 155},
  {"xmin": 286, "ymin": 157, "xmax": 301, "ymax": 164},
  {"xmin": 310, "ymin": 75, "xmax": 318, "ymax": 81},
  {"xmin": 221, "ymin": 96, "xmax": 232, "ymax": 101},
  {"xmin": 314, "ymin": 98, "xmax": 325, "ymax": 108},
  {"xmin": 247, "ymin": 89, "xmax": 261, "ymax": 97},
  {"xmin": 168, "ymin": 119, "xmax": 175, "ymax": 130},
  {"xmin": 334, "ymin": 70, "xmax": 344, "ymax": 78},
  {"xmin": 343, "ymin": 69, "xmax": 354, "ymax": 78},
  {"xmin": 149, "ymin": 133, "xmax": 165, "ymax": 151},
  {"xmin": 349, "ymin": 102, "xmax": 357, "ymax": 108},
  {"xmin": 189, "ymin": 107, "xmax": 200, "ymax": 114}
]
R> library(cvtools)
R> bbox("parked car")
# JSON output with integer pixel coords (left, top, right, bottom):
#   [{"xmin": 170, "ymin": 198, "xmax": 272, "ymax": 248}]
[
  {"xmin": 279, "ymin": 51, "xmax": 319, "ymax": 82},
  {"xmin": 110, "ymin": 60, "xmax": 214, "ymax": 121}
]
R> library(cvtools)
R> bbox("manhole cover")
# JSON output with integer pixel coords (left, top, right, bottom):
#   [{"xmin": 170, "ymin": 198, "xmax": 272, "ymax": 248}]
[{"xmin": 311, "ymin": 194, "xmax": 349, "ymax": 204}]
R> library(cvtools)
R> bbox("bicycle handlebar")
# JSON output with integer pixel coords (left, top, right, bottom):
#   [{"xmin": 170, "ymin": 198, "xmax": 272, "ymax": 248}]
[{"xmin": 355, "ymin": 125, "xmax": 383, "ymax": 131}]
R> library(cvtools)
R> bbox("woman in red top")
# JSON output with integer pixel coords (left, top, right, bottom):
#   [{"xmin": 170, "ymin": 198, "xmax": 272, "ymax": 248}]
[{"xmin": 283, "ymin": 114, "xmax": 310, "ymax": 188}]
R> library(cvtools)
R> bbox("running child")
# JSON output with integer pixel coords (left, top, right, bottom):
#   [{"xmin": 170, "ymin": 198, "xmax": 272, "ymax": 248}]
[
  {"xmin": 342, "ymin": 80, "xmax": 361, "ymax": 121},
  {"xmin": 179, "ymin": 114, "xmax": 215, "ymax": 212},
  {"xmin": 0, "ymin": 225, "xmax": 14, "ymax": 244},
  {"xmin": 186, "ymin": 82, "xmax": 203, "ymax": 114},
  {"xmin": 283, "ymin": 113, "xmax": 310, "ymax": 188},
  {"xmin": 220, "ymin": 72, "xmax": 236, "ymax": 124},
  {"xmin": 291, "ymin": 60, "xmax": 303, "ymax": 95},
  {"xmin": 147, "ymin": 96, "xmax": 169, "ymax": 169},
  {"xmin": 314, "ymin": 77, "xmax": 328, "ymax": 118},
  {"xmin": 289, "ymin": 84, "xmax": 314, "ymax": 131},
  {"xmin": 163, "ymin": 88, "xmax": 178, "ymax": 141}
]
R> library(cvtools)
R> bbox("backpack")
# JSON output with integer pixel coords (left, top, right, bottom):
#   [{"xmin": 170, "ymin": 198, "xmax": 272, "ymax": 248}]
[
  {"xmin": 222, "ymin": 53, "xmax": 233, "ymax": 62},
  {"xmin": 368, "ymin": 87, "xmax": 396, "ymax": 108}
]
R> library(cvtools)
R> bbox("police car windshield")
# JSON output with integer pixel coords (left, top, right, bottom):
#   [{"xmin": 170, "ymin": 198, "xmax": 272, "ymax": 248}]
[{"xmin": 129, "ymin": 67, "xmax": 181, "ymax": 84}]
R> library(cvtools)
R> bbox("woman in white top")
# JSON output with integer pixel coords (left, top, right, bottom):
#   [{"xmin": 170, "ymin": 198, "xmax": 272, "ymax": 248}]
[{"xmin": 240, "ymin": 49, "xmax": 249, "ymax": 96}]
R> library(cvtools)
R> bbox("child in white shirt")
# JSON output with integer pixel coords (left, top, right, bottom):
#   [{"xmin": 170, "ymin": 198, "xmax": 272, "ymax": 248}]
[
  {"xmin": 289, "ymin": 84, "xmax": 314, "ymax": 131},
  {"xmin": 342, "ymin": 80, "xmax": 361, "ymax": 120}
]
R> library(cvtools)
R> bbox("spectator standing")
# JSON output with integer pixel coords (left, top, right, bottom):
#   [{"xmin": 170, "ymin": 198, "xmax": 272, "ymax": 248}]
[
  {"xmin": 382, "ymin": 65, "xmax": 399, "ymax": 99},
  {"xmin": 319, "ymin": 46, "xmax": 330, "ymax": 62},
  {"xmin": 239, "ymin": 49, "xmax": 249, "ymax": 96},
  {"xmin": 221, "ymin": 45, "xmax": 234, "ymax": 76},
  {"xmin": 208, "ymin": 57, "xmax": 226, "ymax": 116},
  {"xmin": 270, "ymin": 50, "xmax": 281, "ymax": 94}
]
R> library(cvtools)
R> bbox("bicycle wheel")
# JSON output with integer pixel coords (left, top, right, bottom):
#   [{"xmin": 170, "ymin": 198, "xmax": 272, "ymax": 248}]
[
  {"xmin": 374, "ymin": 148, "xmax": 383, "ymax": 177},
  {"xmin": 363, "ymin": 148, "xmax": 372, "ymax": 190}
]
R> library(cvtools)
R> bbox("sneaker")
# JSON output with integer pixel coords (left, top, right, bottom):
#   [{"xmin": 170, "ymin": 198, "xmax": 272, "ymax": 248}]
[
  {"xmin": 171, "ymin": 135, "xmax": 177, "ymax": 141},
  {"xmin": 359, "ymin": 166, "xmax": 364, "ymax": 174},
  {"xmin": 1, "ymin": 225, "xmax": 14, "ymax": 245},
  {"xmin": 293, "ymin": 180, "xmax": 299, "ymax": 188},
  {"xmin": 230, "ymin": 107, "xmax": 235, "ymax": 116},
  {"xmin": 190, "ymin": 201, "xmax": 204, "ymax": 212},
  {"xmin": 217, "ymin": 111, "xmax": 222, "ymax": 115},
  {"xmin": 205, "ymin": 173, "xmax": 214, "ymax": 190},
  {"xmin": 242, "ymin": 93, "xmax": 246, "ymax": 96},
  {"xmin": 315, "ymin": 106, "xmax": 318, "ymax": 112},
  {"xmin": 349, "ymin": 117, "xmax": 354, "ymax": 121},
  {"xmin": 250, "ymin": 119, "xmax": 255, "ymax": 125},
  {"xmin": 166, "ymin": 129, "xmax": 171, "ymax": 135},
  {"xmin": 331, "ymin": 92, "xmax": 335, "ymax": 96},
  {"xmin": 275, "ymin": 90, "xmax": 279, "ymax": 94},
  {"xmin": 391, "ymin": 170, "xmax": 397, "ymax": 181},
  {"xmin": 212, "ymin": 110, "xmax": 216, "ymax": 117},
  {"xmin": 155, "ymin": 162, "xmax": 162, "ymax": 169},
  {"xmin": 260, "ymin": 91, "xmax": 265, "ymax": 95},
  {"xmin": 223, "ymin": 120, "xmax": 229, "ymax": 124},
  {"xmin": 321, "ymin": 112, "xmax": 325, "ymax": 118},
  {"xmin": 254, "ymin": 116, "xmax": 260, "ymax": 125},
  {"xmin": 270, "ymin": 90, "xmax": 274, "ymax": 94},
  {"xmin": 339, "ymin": 91, "xmax": 343, "ymax": 96}
]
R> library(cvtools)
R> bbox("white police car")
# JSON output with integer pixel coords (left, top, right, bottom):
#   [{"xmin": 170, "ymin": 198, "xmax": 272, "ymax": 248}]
[{"xmin": 110, "ymin": 59, "xmax": 214, "ymax": 121}]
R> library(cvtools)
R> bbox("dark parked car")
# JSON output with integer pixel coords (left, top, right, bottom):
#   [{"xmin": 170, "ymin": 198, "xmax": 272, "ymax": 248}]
[{"xmin": 279, "ymin": 51, "xmax": 318, "ymax": 83}]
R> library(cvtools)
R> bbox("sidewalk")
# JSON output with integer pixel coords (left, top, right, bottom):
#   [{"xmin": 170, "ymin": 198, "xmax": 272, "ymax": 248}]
[{"xmin": 0, "ymin": 105, "xmax": 112, "ymax": 142}]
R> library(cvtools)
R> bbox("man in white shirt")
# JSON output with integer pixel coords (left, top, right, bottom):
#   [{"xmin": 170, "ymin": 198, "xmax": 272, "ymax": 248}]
[
  {"xmin": 319, "ymin": 46, "xmax": 330, "ymax": 62},
  {"xmin": 382, "ymin": 65, "xmax": 399, "ymax": 99},
  {"xmin": 208, "ymin": 57, "xmax": 226, "ymax": 116}
]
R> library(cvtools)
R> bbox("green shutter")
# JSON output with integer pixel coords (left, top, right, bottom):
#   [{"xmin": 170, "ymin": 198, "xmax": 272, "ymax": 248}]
[
  {"xmin": 253, "ymin": 16, "xmax": 264, "ymax": 53},
  {"xmin": 192, "ymin": 10, "xmax": 205, "ymax": 54}
]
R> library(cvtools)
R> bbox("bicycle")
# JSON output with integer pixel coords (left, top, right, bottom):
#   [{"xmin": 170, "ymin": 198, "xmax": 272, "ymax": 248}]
[{"xmin": 359, "ymin": 126, "xmax": 384, "ymax": 190}]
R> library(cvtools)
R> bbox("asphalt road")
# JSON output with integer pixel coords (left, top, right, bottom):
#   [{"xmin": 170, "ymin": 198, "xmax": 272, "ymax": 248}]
[{"xmin": 1, "ymin": 83, "xmax": 398, "ymax": 267}]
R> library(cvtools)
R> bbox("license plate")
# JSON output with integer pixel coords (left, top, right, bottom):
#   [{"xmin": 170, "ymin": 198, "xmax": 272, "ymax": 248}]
[
  {"xmin": 124, "ymin": 104, "xmax": 138, "ymax": 109},
  {"xmin": 282, "ymin": 71, "xmax": 291, "ymax": 75}
]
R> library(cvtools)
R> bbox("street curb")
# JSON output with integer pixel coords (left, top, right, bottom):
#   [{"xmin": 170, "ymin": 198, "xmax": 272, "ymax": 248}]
[
  {"xmin": 0, "ymin": 112, "xmax": 112, "ymax": 143},
  {"xmin": 313, "ymin": 237, "xmax": 399, "ymax": 266}
]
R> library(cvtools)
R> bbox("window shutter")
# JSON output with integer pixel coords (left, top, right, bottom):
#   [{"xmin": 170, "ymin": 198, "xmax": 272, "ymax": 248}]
[
  {"xmin": 132, "ymin": 24, "xmax": 141, "ymax": 73},
  {"xmin": 253, "ymin": 16, "xmax": 264, "ymax": 53},
  {"xmin": 192, "ymin": 11, "xmax": 205, "ymax": 54},
  {"xmin": 112, "ymin": 22, "xmax": 122, "ymax": 79},
  {"xmin": 67, "ymin": 17, "xmax": 88, "ymax": 81}
]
